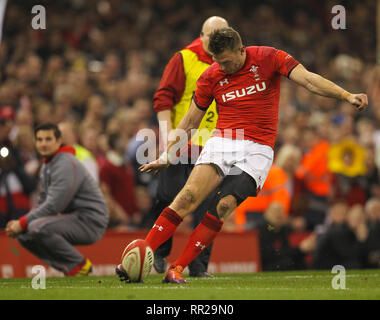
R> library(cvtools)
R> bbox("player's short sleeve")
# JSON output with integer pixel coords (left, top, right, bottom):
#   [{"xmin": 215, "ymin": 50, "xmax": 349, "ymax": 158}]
[
  {"xmin": 193, "ymin": 69, "xmax": 214, "ymax": 111},
  {"xmin": 274, "ymin": 49, "xmax": 299, "ymax": 78}
]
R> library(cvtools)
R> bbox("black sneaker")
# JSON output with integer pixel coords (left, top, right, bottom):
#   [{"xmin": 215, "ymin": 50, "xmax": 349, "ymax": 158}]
[{"xmin": 153, "ymin": 253, "xmax": 167, "ymax": 274}]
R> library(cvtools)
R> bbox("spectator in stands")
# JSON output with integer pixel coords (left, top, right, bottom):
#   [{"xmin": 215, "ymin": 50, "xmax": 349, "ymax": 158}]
[
  {"xmin": 363, "ymin": 146, "xmax": 380, "ymax": 199},
  {"xmin": 257, "ymin": 202, "xmax": 312, "ymax": 271},
  {"xmin": 78, "ymin": 124, "xmax": 102, "ymax": 161},
  {"xmin": 295, "ymin": 127, "xmax": 332, "ymax": 231},
  {"xmin": 328, "ymin": 138, "xmax": 368, "ymax": 206},
  {"xmin": 82, "ymin": 94, "xmax": 105, "ymax": 133},
  {"xmin": 13, "ymin": 125, "xmax": 40, "ymax": 177},
  {"xmin": 364, "ymin": 198, "xmax": 380, "ymax": 268},
  {"xmin": 135, "ymin": 185, "xmax": 153, "ymax": 229},
  {"xmin": 99, "ymin": 133, "xmax": 138, "ymax": 229},
  {"xmin": 312, "ymin": 203, "xmax": 369, "ymax": 270},
  {"xmin": 356, "ymin": 117, "xmax": 375, "ymax": 148},
  {"xmin": 33, "ymin": 100, "xmax": 55, "ymax": 125},
  {"xmin": 235, "ymin": 144, "xmax": 302, "ymax": 230},
  {"xmin": 325, "ymin": 201, "xmax": 349, "ymax": 227},
  {"xmin": 0, "ymin": 107, "xmax": 37, "ymax": 228},
  {"xmin": 58, "ymin": 120, "xmax": 99, "ymax": 183},
  {"xmin": 103, "ymin": 51, "xmax": 124, "ymax": 81}
]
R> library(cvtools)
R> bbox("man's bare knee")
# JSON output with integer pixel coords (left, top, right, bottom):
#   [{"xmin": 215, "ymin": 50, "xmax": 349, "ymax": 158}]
[
  {"xmin": 216, "ymin": 195, "xmax": 237, "ymax": 220},
  {"xmin": 173, "ymin": 188, "xmax": 198, "ymax": 213}
]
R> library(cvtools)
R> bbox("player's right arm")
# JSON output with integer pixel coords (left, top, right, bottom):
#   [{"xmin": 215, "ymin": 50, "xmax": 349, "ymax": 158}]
[
  {"xmin": 170, "ymin": 98, "xmax": 207, "ymax": 140},
  {"xmin": 139, "ymin": 100, "xmax": 206, "ymax": 174},
  {"xmin": 140, "ymin": 65, "xmax": 214, "ymax": 174},
  {"xmin": 157, "ymin": 110, "xmax": 172, "ymax": 151}
]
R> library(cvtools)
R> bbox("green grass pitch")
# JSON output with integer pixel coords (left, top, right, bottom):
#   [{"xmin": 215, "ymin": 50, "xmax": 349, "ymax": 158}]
[{"xmin": 1, "ymin": 269, "xmax": 379, "ymax": 300}]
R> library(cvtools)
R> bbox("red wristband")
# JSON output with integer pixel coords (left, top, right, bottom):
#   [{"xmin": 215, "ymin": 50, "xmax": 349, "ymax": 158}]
[{"xmin": 19, "ymin": 215, "xmax": 28, "ymax": 231}]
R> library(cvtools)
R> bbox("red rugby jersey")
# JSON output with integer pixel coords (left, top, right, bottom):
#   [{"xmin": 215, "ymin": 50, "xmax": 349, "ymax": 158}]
[{"xmin": 194, "ymin": 46, "xmax": 299, "ymax": 148}]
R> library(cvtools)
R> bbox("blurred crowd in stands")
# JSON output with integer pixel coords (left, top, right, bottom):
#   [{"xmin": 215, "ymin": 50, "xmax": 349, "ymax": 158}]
[{"xmin": 0, "ymin": 0, "xmax": 379, "ymax": 270}]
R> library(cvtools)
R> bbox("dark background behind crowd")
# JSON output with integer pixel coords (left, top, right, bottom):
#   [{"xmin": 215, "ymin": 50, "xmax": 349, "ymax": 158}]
[{"xmin": 0, "ymin": 0, "xmax": 379, "ymax": 271}]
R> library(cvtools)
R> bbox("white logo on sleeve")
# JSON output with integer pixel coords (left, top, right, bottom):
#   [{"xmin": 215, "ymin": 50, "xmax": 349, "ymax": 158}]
[{"xmin": 219, "ymin": 78, "xmax": 229, "ymax": 86}]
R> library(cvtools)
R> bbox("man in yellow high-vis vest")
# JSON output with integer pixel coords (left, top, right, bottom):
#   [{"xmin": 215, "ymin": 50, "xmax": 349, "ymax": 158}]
[{"xmin": 149, "ymin": 16, "xmax": 228, "ymax": 277}]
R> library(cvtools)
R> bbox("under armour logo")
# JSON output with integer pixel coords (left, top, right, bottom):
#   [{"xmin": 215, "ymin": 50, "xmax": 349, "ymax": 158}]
[
  {"xmin": 153, "ymin": 224, "xmax": 163, "ymax": 232},
  {"xmin": 195, "ymin": 241, "xmax": 206, "ymax": 250},
  {"xmin": 219, "ymin": 78, "xmax": 229, "ymax": 86}
]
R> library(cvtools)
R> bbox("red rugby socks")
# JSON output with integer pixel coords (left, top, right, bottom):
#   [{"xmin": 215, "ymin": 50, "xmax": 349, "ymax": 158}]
[
  {"xmin": 171, "ymin": 213, "xmax": 223, "ymax": 269},
  {"xmin": 145, "ymin": 207, "xmax": 183, "ymax": 251}
]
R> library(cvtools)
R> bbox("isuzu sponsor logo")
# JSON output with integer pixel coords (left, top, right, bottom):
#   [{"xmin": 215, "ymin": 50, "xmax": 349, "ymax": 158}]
[{"xmin": 221, "ymin": 81, "xmax": 266, "ymax": 102}]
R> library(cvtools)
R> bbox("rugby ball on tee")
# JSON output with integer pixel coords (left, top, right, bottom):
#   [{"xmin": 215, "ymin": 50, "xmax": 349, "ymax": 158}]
[{"xmin": 121, "ymin": 239, "xmax": 154, "ymax": 282}]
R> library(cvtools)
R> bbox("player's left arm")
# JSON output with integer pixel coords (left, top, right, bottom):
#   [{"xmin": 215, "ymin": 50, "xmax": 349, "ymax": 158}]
[{"xmin": 288, "ymin": 64, "xmax": 368, "ymax": 110}]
